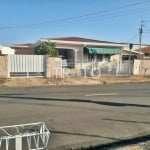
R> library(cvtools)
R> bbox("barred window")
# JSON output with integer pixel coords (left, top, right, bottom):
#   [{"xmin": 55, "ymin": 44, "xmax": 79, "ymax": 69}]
[
  {"xmin": 104, "ymin": 54, "xmax": 110, "ymax": 62},
  {"xmin": 145, "ymin": 53, "xmax": 150, "ymax": 57},
  {"xmin": 88, "ymin": 54, "xmax": 94, "ymax": 62},
  {"xmin": 97, "ymin": 54, "xmax": 103, "ymax": 62}
]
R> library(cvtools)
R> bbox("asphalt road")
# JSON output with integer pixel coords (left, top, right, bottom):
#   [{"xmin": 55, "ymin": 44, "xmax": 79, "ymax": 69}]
[{"xmin": 0, "ymin": 83, "xmax": 150, "ymax": 149}]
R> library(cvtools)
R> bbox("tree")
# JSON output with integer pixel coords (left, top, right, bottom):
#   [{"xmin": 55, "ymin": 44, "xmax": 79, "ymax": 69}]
[{"xmin": 34, "ymin": 42, "xmax": 58, "ymax": 56}]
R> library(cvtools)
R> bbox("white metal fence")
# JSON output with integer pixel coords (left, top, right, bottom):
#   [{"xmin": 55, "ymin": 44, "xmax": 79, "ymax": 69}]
[
  {"xmin": 62, "ymin": 60, "xmax": 133, "ymax": 78},
  {"xmin": 7, "ymin": 56, "xmax": 134, "ymax": 78},
  {"xmin": 8, "ymin": 55, "xmax": 46, "ymax": 77}
]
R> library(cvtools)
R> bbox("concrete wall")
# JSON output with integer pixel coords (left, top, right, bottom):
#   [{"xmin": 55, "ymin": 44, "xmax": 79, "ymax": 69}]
[
  {"xmin": 111, "ymin": 54, "xmax": 121, "ymax": 62},
  {"xmin": 133, "ymin": 60, "xmax": 140, "ymax": 75},
  {"xmin": 46, "ymin": 57, "xmax": 62, "ymax": 78},
  {"xmin": 0, "ymin": 56, "xmax": 8, "ymax": 78},
  {"xmin": 133, "ymin": 59, "xmax": 150, "ymax": 76},
  {"xmin": 140, "ymin": 60, "xmax": 150, "ymax": 76}
]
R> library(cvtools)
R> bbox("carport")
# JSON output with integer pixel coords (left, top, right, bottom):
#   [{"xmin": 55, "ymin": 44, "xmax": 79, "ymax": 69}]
[{"xmin": 57, "ymin": 48, "xmax": 77, "ymax": 68}]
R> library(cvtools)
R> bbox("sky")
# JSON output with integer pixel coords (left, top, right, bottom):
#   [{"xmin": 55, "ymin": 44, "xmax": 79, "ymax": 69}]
[{"xmin": 0, "ymin": 0, "xmax": 150, "ymax": 46}]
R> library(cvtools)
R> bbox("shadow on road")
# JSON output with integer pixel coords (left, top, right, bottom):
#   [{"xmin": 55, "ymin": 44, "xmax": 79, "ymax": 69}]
[
  {"xmin": 103, "ymin": 118, "xmax": 150, "ymax": 124},
  {"xmin": 51, "ymin": 130, "xmax": 118, "ymax": 140},
  {"xmin": 0, "ymin": 93, "xmax": 150, "ymax": 149},
  {"xmin": 0, "ymin": 93, "xmax": 150, "ymax": 108}
]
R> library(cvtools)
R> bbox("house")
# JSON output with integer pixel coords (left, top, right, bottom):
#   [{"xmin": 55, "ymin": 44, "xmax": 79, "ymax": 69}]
[
  {"xmin": 11, "ymin": 37, "xmax": 146, "ymax": 69},
  {"xmin": 121, "ymin": 49, "xmax": 141, "ymax": 62},
  {"xmin": 141, "ymin": 46, "xmax": 150, "ymax": 59},
  {"xmin": 34, "ymin": 37, "xmax": 125, "ymax": 68},
  {"xmin": 11, "ymin": 43, "xmax": 34, "ymax": 55},
  {"xmin": 0, "ymin": 45, "xmax": 15, "ymax": 55}
]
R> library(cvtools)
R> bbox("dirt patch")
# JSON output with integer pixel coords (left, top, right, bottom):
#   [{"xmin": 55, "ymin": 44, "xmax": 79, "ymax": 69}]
[
  {"xmin": 0, "ymin": 78, "xmax": 9, "ymax": 85},
  {"xmin": 116, "ymin": 145, "xmax": 142, "ymax": 150},
  {"xmin": 0, "ymin": 76, "xmax": 150, "ymax": 87},
  {"xmin": 0, "ymin": 78, "xmax": 49, "ymax": 87},
  {"xmin": 116, "ymin": 142, "xmax": 150, "ymax": 150}
]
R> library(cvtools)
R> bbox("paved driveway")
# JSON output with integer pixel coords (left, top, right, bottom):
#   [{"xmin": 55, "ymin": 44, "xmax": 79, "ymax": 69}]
[{"xmin": 0, "ymin": 83, "xmax": 149, "ymax": 149}]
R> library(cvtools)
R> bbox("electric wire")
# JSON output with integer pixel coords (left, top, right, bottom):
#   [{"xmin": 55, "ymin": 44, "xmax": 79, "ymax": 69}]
[{"xmin": 0, "ymin": 0, "xmax": 150, "ymax": 30}]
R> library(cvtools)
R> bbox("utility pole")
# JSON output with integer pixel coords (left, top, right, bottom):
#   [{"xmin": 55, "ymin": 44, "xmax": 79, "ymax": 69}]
[
  {"xmin": 139, "ymin": 20, "xmax": 144, "ymax": 75},
  {"xmin": 139, "ymin": 20, "xmax": 144, "ymax": 58}
]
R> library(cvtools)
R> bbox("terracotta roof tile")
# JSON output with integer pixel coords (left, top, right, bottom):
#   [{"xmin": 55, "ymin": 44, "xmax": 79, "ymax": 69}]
[
  {"xmin": 141, "ymin": 46, "xmax": 150, "ymax": 53},
  {"xmin": 43, "ymin": 36, "xmax": 115, "ymax": 44},
  {"xmin": 11, "ymin": 43, "xmax": 33, "ymax": 47}
]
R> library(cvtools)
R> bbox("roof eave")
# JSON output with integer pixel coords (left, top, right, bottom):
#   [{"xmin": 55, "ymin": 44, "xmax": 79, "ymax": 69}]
[{"xmin": 39, "ymin": 39, "xmax": 123, "ymax": 48}]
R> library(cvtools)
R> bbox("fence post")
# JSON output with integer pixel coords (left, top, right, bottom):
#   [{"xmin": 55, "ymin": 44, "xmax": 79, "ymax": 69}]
[
  {"xmin": 15, "ymin": 135, "xmax": 22, "ymax": 150},
  {"xmin": 83, "ymin": 68, "xmax": 87, "ymax": 78},
  {"xmin": 91, "ymin": 59, "xmax": 94, "ymax": 77},
  {"xmin": 7, "ymin": 55, "xmax": 10, "ymax": 78},
  {"xmin": 116, "ymin": 61, "xmax": 118, "ymax": 76},
  {"xmin": 128, "ymin": 61, "xmax": 131, "ymax": 75}
]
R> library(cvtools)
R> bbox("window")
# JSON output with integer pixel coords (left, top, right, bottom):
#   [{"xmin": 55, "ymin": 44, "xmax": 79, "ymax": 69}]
[
  {"xmin": 88, "ymin": 54, "xmax": 94, "ymax": 62},
  {"xmin": 145, "ymin": 53, "xmax": 150, "ymax": 57},
  {"xmin": 122, "ymin": 55, "xmax": 129, "ymax": 61},
  {"xmin": 104, "ymin": 54, "xmax": 110, "ymax": 62},
  {"xmin": 97, "ymin": 54, "xmax": 103, "ymax": 62}
]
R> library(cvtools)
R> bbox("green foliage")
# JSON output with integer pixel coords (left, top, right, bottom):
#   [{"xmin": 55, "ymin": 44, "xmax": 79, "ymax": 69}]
[{"xmin": 34, "ymin": 42, "xmax": 58, "ymax": 56}]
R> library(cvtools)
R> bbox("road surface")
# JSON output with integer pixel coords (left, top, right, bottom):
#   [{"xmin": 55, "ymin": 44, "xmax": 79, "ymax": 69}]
[{"xmin": 0, "ymin": 83, "xmax": 149, "ymax": 149}]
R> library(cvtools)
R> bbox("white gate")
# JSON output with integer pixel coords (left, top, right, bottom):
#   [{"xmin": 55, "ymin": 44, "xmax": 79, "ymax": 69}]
[
  {"xmin": 8, "ymin": 55, "xmax": 46, "ymax": 77},
  {"xmin": 119, "ymin": 61, "xmax": 133, "ymax": 75}
]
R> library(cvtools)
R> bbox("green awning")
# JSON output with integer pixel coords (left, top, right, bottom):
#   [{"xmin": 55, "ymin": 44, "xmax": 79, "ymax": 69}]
[{"xmin": 84, "ymin": 47, "xmax": 122, "ymax": 54}]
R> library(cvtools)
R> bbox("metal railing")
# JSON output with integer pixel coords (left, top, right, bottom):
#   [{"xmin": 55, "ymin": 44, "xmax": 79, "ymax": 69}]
[{"xmin": 0, "ymin": 122, "xmax": 50, "ymax": 150}]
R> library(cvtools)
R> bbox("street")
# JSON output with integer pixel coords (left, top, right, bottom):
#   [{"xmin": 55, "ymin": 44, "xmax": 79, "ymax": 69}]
[{"xmin": 0, "ymin": 83, "xmax": 150, "ymax": 149}]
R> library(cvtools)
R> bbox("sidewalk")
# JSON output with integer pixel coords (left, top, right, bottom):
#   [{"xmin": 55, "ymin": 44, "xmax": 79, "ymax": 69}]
[{"xmin": 0, "ymin": 76, "xmax": 150, "ymax": 87}]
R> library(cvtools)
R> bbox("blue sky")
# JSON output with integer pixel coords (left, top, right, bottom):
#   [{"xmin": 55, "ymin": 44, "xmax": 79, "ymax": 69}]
[{"xmin": 0, "ymin": 0, "xmax": 150, "ymax": 46}]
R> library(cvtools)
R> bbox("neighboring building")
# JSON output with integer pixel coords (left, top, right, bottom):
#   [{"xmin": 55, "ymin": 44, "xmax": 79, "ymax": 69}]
[
  {"xmin": 141, "ymin": 46, "xmax": 150, "ymax": 59},
  {"xmin": 11, "ymin": 43, "xmax": 34, "ymax": 55},
  {"xmin": 0, "ymin": 45, "xmax": 15, "ymax": 55},
  {"xmin": 121, "ymin": 49, "xmax": 141, "ymax": 62}
]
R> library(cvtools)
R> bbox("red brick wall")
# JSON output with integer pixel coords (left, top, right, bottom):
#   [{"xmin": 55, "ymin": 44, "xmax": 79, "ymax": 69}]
[
  {"xmin": 0, "ymin": 56, "xmax": 8, "ymax": 78},
  {"xmin": 11, "ymin": 47, "xmax": 34, "ymax": 55}
]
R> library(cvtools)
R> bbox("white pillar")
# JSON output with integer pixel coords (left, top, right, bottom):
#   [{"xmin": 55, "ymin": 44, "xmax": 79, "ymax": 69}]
[
  {"xmin": 74, "ymin": 50, "xmax": 77, "ymax": 68},
  {"xmin": 15, "ymin": 135, "xmax": 22, "ymax": 150}
]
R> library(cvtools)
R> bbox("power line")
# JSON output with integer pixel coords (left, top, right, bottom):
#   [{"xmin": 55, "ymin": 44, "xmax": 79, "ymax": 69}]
[
  {"xmin": 0, "ymin": 0, "xmax": 150, "ymax": 30},
  {"xmin": 143, "ymin": 31, "xmax": 150, "ymax": 33},
  {"xmin": 126, "ymin": 33, "xmax": 139, "ymax": 43},
  {"xmin": 143, "ymin": 20, "xmax": 150, "ymax": 22},
  {"xmin": 47, "ymin": 7, "xmax": 150, "ymax": 30}
]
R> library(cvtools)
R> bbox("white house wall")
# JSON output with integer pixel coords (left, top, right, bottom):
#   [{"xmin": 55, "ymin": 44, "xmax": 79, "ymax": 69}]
[
  {"xmin": 53, "ymin": 42, "xmax": 127, "ymax": 69},
  {"xmin": 111, "ymin": 54, "xmax": 121, "ymax": 62},
  {"xmin": 76, "ymin": 47, "xmax": 84, "ymax": 63}
]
